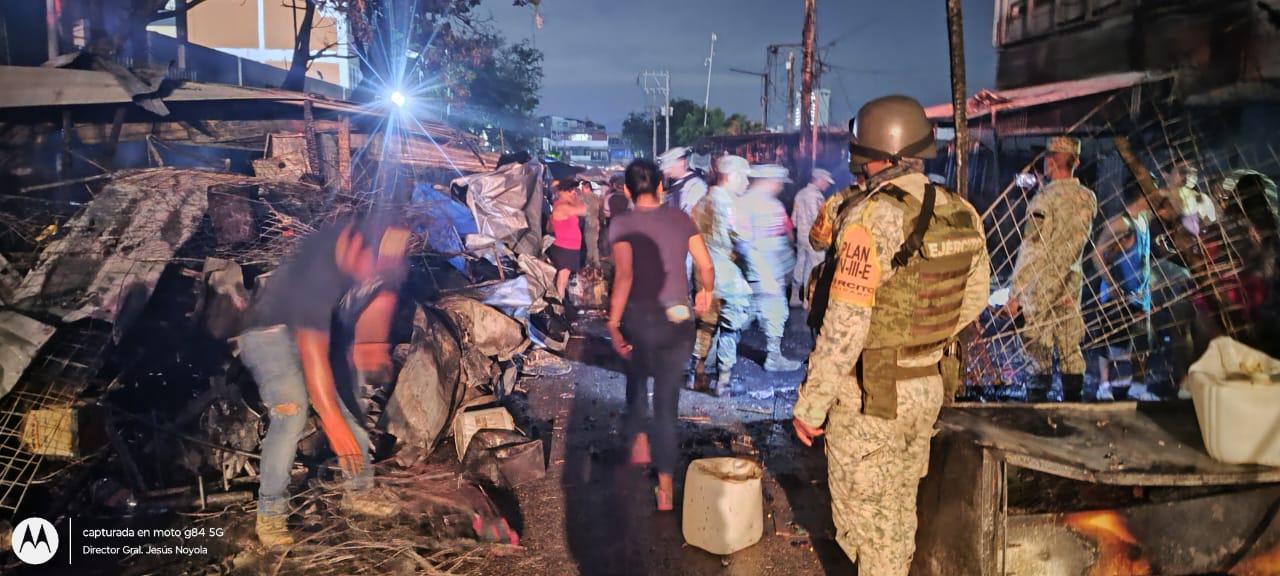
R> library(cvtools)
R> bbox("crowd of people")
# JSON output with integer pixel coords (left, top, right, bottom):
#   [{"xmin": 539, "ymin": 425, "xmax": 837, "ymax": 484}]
[
  {"xmin": 592, "ymin": 93, "xmax": 1278, "ymax": 574},
  {"xmin": 238, "ymin": 90, "xmax": 1277, "ymax": 575}
]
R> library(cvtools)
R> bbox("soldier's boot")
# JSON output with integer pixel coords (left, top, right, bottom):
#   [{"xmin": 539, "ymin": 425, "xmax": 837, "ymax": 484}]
[
  {"xmin": 1025, "ymin": 374, "xmax": 1053, "ymax": 403},
  {"xmin": 764, "ymin": 338, "xmax": 803, "ymax": 372},
  {"xmin": 256, "ymin": 515, "xmax": 294, "ymax": 548},
  {"xmin": 687, "ymin": 358, "xmax": 710, "ymax": 391},
  {"xmin": 1061, "ymin": 374, "xmax": 1085, "ymax": 403},
  {"xmin": 713, "ymin": 371, "xmax": 733, "ymax": 398}
]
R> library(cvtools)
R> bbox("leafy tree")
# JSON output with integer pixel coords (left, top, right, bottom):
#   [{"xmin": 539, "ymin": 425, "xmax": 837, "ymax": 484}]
[
  {"xmin": 623, "ymin": 99, "xmax": 765, "ymax": 155},
  {"xmin": 462, "ymin": 38, "xmax": 544, "ymax": 150},
  {"xmin": 310, "ymin": 0, "xmax": 544, "ymax": 150},
  {"xmin": 622, "ymin": 112, "xmax": 657, "ymax": 158}
]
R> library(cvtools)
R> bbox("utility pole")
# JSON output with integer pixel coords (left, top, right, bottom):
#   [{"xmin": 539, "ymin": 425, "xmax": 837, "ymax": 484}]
[
  {"xmin": 640, "ymin": 70, "xmax": 671, "ymax": 154},
  {"xmin": 800, "ymin": 0, "xmax": 818, "ymax": 169},
  {"xmin": 946, "ymin": 0, "xmax": 970, "ymax": 199},
  {"xmin": 703, "ymin": 33, "xmax": 717, "ymax": 127}
]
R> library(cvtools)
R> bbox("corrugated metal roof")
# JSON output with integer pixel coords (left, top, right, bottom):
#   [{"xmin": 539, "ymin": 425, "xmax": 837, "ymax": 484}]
[
  {"xmin": 0, "ymin": 65, "xmax": 458, "ymax": 140},
  {"xmin": 924, "ymin": 71, "xmax": 1172, "ymax": 123},
  {"xmin": 0, "ymin": 65, "xmax": 502, "ymax": 173}
]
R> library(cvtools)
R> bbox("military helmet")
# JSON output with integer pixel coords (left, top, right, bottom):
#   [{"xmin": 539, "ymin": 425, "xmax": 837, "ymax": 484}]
[{"xmin": 848, "ymin": 95, "xmax": 936, "ymax": 169}]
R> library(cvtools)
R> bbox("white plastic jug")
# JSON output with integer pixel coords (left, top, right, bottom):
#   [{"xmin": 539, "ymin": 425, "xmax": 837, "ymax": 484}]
[
  {"xmin": 682, "ymin": 457, "xmax": 764, "ymax": 555},
  {"xmin": 1186, "ymin": 337, "xmax": 1280, "ymax": 467}
]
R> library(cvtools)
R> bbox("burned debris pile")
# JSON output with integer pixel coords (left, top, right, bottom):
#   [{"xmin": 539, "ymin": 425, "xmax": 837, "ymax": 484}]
[{"xmin": 0, "ymin": 73, "xmax": 561, "ymax": 572}]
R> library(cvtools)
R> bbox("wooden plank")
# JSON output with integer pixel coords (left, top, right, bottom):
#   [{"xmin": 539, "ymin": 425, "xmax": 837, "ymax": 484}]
[
  {"xmin": 913, "ymin": 435, "xmax": 1004, "ymax": 575},
  {"xmin": 941, "ymin": 404, "xmax": 1280, "ymax": 486}
]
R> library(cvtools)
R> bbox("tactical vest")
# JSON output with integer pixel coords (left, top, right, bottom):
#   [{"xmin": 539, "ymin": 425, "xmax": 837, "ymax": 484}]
[{"xmin": 857, "ymin": 185, "xmax": 983, "ymax": 419}]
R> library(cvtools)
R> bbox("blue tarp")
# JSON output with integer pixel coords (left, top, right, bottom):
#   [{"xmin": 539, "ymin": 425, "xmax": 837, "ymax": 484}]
[{"xmin": 412, "ymin": 183, "xmax": 479, "ymax": 271}]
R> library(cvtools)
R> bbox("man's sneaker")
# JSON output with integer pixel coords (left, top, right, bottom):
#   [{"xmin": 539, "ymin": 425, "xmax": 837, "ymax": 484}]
[
  {"xmin": 342, "ymin": 490, "xmax": 399, "ymax": 518},
  {"xmin": 256, "ymin": 515, "xmax": 294, "ymax": 548}
]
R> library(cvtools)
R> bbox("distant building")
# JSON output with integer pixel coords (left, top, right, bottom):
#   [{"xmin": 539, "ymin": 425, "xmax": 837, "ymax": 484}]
[
  {"xmin": 538, "ymin": 116, "xmax": 613, "ymax": 166},
  {"xmin": 790, "ymin": 88, "xmax": 832, "ymax": 130},
  {"xmin": 992, "ymin": 0, "xmax": 1279, "ymax": 93},
  {"xmin": 0, "ymin": 2, "xmax": 350, "ymax": 98},
  {"xmin": 608, "ymin": 135, "xmax": 635, "ymax": 165},
  {"xmin": 148, "ymin": 0, "xmax": 356, "ymax": 89}
]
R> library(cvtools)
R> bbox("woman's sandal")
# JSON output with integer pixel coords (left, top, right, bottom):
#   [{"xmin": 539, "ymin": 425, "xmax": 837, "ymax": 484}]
[
  {"xmin": 630, "ymin": 434, "xmax": 652, "ymax": 466},
  {"xmin": 655, "ymin": 486, "xmax": 674, "ymax": 512}
]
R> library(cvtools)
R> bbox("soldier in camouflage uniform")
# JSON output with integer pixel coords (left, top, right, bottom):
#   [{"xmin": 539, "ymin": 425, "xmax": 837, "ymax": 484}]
[
  {"xmin": 1007, "ymin": 136, "xmax": 1098, "ymax": 402},
  {"xmin": 793, "ymin": 96, "xmax": 991, "ymax": 575},
  {"xmin": 688, "ymin": 155, "xmax": 754, "ymax": 395},
  {"xmin": 737, "ymin": 164, "xmax": 804, "ymax": 372}
]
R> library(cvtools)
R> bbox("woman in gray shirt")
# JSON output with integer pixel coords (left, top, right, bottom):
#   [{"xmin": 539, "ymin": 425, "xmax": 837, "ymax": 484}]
[{"xmin": 607, "ymin": 159, "xmax": 715, "ymax": 511}]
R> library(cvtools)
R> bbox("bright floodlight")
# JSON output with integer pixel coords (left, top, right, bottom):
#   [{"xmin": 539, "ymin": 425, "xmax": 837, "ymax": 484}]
[{"xmin": 390, "ymin": 90, "xmax": 407, "ymax": 108}]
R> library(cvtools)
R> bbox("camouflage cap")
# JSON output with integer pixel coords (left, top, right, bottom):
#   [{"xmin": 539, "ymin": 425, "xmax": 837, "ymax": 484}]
[{"xmin": 1047, "ymin": 136, "xmax": 1081, "ymax": 155}]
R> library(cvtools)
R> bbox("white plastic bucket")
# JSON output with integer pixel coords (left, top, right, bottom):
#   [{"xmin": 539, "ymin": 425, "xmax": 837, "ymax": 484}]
[
  {"xmin": 1186, "ymin": 338, "xmax": 1280, "ymax": 467},
  {"xmin": 1188, "ymin": 373, "xmax": 1280, "ymax": 466},
  {"xmin": 682, "ymin": 457, "xmax": 764, "ymax": 555}
]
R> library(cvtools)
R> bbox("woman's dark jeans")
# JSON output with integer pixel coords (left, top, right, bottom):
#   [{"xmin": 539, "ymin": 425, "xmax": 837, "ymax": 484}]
[{"xmin": 622, "ymin": 304, "xmax": 696, "ymax": 475}]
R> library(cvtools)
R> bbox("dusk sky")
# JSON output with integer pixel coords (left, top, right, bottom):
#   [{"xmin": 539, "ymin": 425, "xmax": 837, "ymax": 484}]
[{"xmin": 484, "ymin": 0, "xmax": 998, "ymax": 131}]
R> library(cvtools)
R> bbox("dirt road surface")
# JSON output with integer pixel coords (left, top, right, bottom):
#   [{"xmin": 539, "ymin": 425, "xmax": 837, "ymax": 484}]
[{"xmin": 475, "ymin": 310, "xmax": 856, "ymax": 576}]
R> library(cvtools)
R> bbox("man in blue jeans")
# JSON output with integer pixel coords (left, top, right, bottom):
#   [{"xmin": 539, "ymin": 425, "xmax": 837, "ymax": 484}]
[{"xmin": 237, "ymin": 218, "xmax": 409, "ymax": 547}]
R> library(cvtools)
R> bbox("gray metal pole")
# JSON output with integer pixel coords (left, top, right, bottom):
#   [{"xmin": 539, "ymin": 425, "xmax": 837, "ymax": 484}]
[
  {"xmin": 703, "ymin": 33, "xmax": 717, "ymax": 127},
  {"xmin": 652, "ymin": 97, "xmax": 658, "ymax": 159},
  {"xmin": 664, "ymin": 71, "xmax": 671, "ymax": 152},
  {"xmin": 946, "ymin": 0, "xmax": 969, "ymax": 199}
]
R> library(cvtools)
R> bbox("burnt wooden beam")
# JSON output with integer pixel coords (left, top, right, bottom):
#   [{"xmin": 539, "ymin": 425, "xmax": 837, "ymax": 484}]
[{"xmin": 0, "ymin": 118, "xmax": 347, "ymax": 147}]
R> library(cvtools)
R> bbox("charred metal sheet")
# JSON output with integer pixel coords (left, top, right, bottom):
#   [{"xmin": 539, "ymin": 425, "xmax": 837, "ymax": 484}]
[
  {"xmin": 11, "ymin": 169, "xmax": 252, "ymax": 334},
  {"xmin": 461, "ymin": 429, "xmax": 545, "ymax": 488},
  {"xmin": 433, "ymin": 296, "xmax": 527, "ymax": 361},
  {"xmin": 383, "ymin": 305, "xmax": 466, "ymax": 466},
  {"xmin": 0, "ymin": 253, "xmax": 18, "ymax": 305},
  {"xmin": 454, "ymin": 161, "xmax": 545, "ymax": 255},
  {"xmin": 0, "ymin": 312, "xmax": 56, "ymax": 400},
  {"xmin": 941, "ymin": 403, "xmax": 1280, "ymax": 486}
]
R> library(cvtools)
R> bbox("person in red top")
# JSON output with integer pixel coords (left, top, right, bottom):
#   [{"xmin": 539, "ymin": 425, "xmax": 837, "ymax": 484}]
[{"xmin": 549, "ymin": 180, "xmax": 588, "ymax": 301}]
